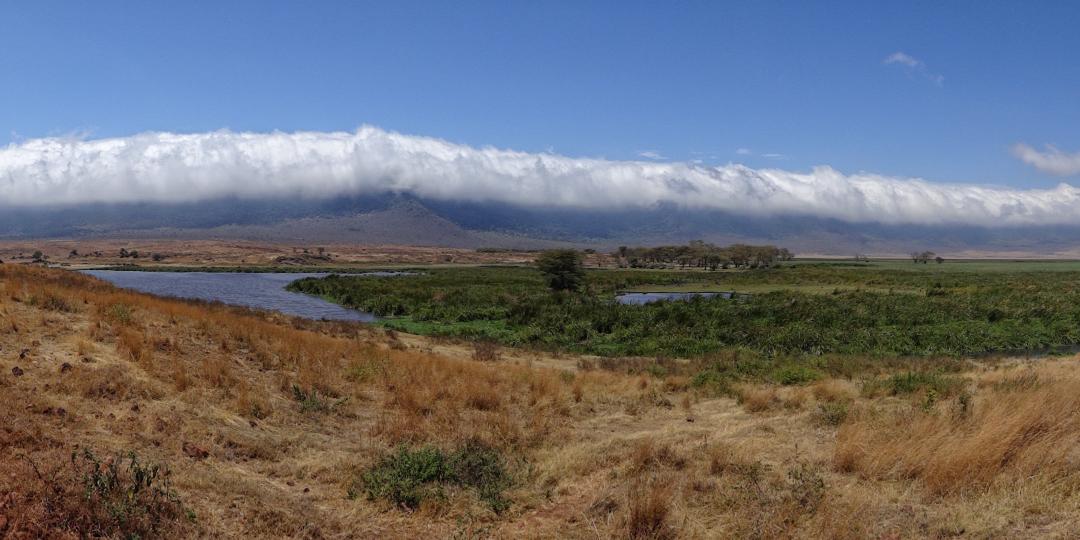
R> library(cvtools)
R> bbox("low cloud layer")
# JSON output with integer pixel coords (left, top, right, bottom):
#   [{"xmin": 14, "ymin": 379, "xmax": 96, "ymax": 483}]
[
  {"xmin": 1012, "ymin": 143, "xmax": 1080, "ymax": 176},
  {"xmin": 3, "ymin": 126, "xmax": 1080, "ymax": 227}
]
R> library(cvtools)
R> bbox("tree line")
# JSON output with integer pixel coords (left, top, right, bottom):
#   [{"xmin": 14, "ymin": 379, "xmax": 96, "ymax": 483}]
[{"xmin": 614, "ymin": 240, "xmax": 793, "ymax": 270}]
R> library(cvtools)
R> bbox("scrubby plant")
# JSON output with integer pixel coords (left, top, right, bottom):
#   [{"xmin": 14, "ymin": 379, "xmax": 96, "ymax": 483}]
[
  {"xmin": 359, "ymin": 441, "xmax": 512, "ymax": 512},
  {"xmin": 291, "ymin": 384, "xmax": 347, "ymax": 413}
]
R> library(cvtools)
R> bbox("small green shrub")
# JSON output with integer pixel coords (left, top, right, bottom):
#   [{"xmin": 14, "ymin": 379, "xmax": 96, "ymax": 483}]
[
  {"xmin": 361, "ymin": 446, "xmax": 450, "ymax": 509},
  {"xmin": 291, "ymin": 384, "xmax": 348, "ymax": 413},
  {"xmin": 72, "ymin": 449, "xmax": 189, "ymax": 537},
  {"xmin": 785, "ymin": 461, "xmax": 826, "ymax": 511},
  {"xmin": 360, "ymin": 441, "xmax": 512, "ymax": 512},
  {"xmin": 864, "ymin": 371, "xmax": 964, "ymax": 398},
  {"xmin": 772, "ymin": 364, "xmax": 823, "ymax": 385},
  {"xmin": 814, "ymin": 401, "xmax": 850, "ymax": 426}
]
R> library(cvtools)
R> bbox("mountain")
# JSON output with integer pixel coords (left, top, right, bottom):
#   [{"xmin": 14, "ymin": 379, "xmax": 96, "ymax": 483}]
[{"xmin": 4, "ymin": 192, "xmax": 1080, "ymax": 256}]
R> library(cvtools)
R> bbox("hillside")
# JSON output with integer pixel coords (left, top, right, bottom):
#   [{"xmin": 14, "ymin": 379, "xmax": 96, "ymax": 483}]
[
  {"xmin": 7, "ymin": 193, "xmax": 1080, "ymax": 255},
  {"xmin": 4, "ymin": 265, "xmax": 1080, "ymax": 537}
]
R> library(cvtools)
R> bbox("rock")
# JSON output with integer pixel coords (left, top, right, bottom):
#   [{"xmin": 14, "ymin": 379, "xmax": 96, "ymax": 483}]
[
  {"xmin": 10, "ymin": 366, "xmax": 22, "ymax": 377},
  {"xmin": 60, "ymin": 362, "xmax": 73, "ymax": 373},
  {"xmin": 183, "ymin": 442, "xmax": 209, "ymax": 460}
]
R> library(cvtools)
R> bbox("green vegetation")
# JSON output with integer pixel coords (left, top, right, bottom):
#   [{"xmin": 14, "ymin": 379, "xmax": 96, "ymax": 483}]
[
  {"xmin": 358, "ymin": 441, "xmax": 512, "ymax": 512},
  {"xmin": 535, "ymin": 249, "xmax": 586, "ymax": 292},
  {"xmin": 70, "ymin": 449, "xmax": 189, "ymax": 537},
  {"xmin": 289, "ymin": 260, "xmax": 1080, "ymax": 358}
]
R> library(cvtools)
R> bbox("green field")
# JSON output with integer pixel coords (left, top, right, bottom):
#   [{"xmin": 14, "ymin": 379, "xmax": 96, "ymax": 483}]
[{"xmin": 288, "ymin": 260, "xmax": 1080, "ymax": 358}]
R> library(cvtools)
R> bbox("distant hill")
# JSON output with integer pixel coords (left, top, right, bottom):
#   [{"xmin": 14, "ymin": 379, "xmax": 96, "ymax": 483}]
[{"xmin": 5, "ymin": 192, "xmax": 1080, "ymax": 256}]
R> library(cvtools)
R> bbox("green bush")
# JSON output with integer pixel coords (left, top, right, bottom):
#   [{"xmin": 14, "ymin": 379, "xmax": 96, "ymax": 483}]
[
  {"xmin": 864, "ymin": 371, "xmax": 965, "ymax": 398},
  {"xmin": 289, "ymin": 264, "xmax": 1080, "ymax": 359},
  {"xmin": 360, "ymin": 441, "xmax": 512, "ymax": 513},
  {"xmin": 772, "ymin": 364, "xmax": 823, "ymax": 385},
  {"xmin": 814, "ymin": 401, "xmax": 850, "ymax": 426},
  {"xmin": 291, "ymin": 384, "xmax": 348, "ymax": 413}
]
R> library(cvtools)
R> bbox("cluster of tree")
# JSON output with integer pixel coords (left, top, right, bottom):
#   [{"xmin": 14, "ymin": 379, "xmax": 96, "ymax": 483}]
[
  {"xmin": 615, "ymin": 241, "xmax": 793, "ymax": 270},
  {"xmin": 910, "ymin": 251, "xmax": 944, "ymax": 264}
]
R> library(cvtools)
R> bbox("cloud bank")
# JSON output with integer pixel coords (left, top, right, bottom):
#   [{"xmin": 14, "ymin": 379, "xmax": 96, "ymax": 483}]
[
  {"xmin": 1012, "ymin": 143, "xmax": 1080, "ymax": 176},
  {"xmin": 3, "ymin": 126, "xmax": 1080, "ymax": 227}
]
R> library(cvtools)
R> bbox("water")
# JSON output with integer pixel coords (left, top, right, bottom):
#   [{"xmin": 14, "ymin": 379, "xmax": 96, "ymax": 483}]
[
  {"xmin": 615, "ymin": 291, "xmax": 736, "ymax": 305},
  {"xmin": 82, "ymin": 270, "xmax": 383, "ymax": 322}
]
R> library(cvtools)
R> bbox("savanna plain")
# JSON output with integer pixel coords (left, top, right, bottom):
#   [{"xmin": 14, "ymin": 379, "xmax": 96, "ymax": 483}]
[{"xmin": 5, "ymin": 252, "xmax": 1080, "ymax": 538}]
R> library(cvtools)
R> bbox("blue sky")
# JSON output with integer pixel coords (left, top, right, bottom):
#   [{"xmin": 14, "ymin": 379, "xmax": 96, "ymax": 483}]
[{"xmin": 1, "ymin": 1, "xmax": 1078, "ymax": 189}]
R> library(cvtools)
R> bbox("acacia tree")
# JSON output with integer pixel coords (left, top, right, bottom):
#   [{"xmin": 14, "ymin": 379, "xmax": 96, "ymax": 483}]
[{"xmin": 535, "ymin": 249, "xmax": 585, "ymax": 292}]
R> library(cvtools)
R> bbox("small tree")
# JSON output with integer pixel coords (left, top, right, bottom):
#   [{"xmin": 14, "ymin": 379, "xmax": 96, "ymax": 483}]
[
  {"xmin": 935, "ymin": 256, "xmax": 944, "ymax": 264},
  {"xmin": 32, "ymin": 250, "xmax": 44, "ymax": 262},
  {"xmin": 535, "ymin": 250, "xmax": 585, "ymax": 292}
]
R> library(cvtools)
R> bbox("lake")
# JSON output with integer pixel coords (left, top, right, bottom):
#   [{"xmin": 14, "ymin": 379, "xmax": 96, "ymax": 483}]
[
  {"xmin": 82, "ymin": 270, "xmax": 389, "ymax": 322},
  {"xmin": 615, "ymin": 291, "xmax": 736, "ymax": 305}
]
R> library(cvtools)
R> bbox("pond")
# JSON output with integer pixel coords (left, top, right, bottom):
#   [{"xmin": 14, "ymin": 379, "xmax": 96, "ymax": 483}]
[
  {"xmin": 615, "ymin": 291, "xmax": 737, "ymax": 305},
  {"xmin": 81, "ymin": 270, "xmax": 401, "ymax": 322}
]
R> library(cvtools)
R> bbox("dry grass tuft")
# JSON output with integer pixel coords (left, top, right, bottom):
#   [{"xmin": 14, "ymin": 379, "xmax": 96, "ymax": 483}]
[
  {"xmin": 735, "ymin": 384, "xmax": 780, "ymax": 412},
  {"xmin": 835, "ymin": 364, "xmax": 1080, "ymax": 497},
  {"xmin": 623, "ymin": 476, "xmax": 676, "ymax": 540}
]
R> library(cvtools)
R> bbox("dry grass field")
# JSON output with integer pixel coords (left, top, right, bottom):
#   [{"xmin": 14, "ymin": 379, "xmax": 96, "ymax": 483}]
[{"xmin": 3, "ymin": 264, "xmax": 1080, "ymax": 538}]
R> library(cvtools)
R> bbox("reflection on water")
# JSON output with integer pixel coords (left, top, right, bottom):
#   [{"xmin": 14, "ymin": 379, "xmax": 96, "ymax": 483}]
[{"xmin": 82, "ymin": 270, "xmax": 384, "ymax": 322}]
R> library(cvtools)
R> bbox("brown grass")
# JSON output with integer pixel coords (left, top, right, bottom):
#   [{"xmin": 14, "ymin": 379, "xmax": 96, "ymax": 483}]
[
  {"xmin": 835, "ymin": 365, "xmax": 1080, "ymax": 497},
  {"xmin": 4, "ymin": 264, "xmax": 1080, "ymax": 538}
]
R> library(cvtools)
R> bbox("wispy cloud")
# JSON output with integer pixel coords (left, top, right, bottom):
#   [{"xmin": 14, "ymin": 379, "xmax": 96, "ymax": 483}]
[
  {"xmin": 735, "ymin": 148, "xmax": 786, "ymax": 160},
  {"xmin": 883, "ymin": 51, "xmax": 944, "ymax": 86},
  {"xmin": 638, "ymin": 150, "xmax": 666, "ymax": 160},
  {"xmin": 5, "ymin": 126, "xmax": 1080, "ymax": 227},
  {"xmin": 1012, "ymin": 143, "xmax": 1080, "ymax": 176}
]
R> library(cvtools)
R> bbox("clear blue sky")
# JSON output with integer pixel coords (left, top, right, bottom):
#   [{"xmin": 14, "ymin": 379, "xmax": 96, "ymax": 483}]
[{"xmin": 1, "ymin": 1, "xmax": 1077, "ymax": 188}]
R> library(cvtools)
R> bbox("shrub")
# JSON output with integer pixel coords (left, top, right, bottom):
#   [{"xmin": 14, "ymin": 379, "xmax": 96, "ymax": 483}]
[
  {"xmin": 291, "ymin": 384, "xmax": 347, "ymax": 413},
  {"xmin": 624, "ymin": 477, "xmax": 675, "ymax": 540},
  {"xmin": 360, "ymin": 441, "xmax": 512, "ymax": 512},
  {"xmin": 863, "ymin": 371, "xmax": 964, "ymax": 398},
  {"xmin": 471, "ymin": 340, "xmax": 501, "ymax": 362},
  {"xmin": 20, "ymin": 449, "xmax": 191, "ymax": 538},
  {"xmin": 772, "ymin": 364, "xmax": 822, "ymax": 385},
  {"xmin": 105, "ymin": 303, "xmax": 133, "ymax": 325},
  {"xmin": 361, "ymin": 446, "xmax": 450, "ymax": 509},
  {"xmin": 814, "ymin": 401, "xmax": 850, "ymax": 426}
]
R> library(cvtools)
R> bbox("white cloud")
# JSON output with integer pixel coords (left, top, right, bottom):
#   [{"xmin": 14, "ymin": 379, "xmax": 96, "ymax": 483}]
[
  {"xmin": 3, "ymin": 126, "xmax": 1080, "ymax": 227},
  {"xmin": 761, "ymin": 153, "xmax": 787, "ymax": 160},
  {"xmin": 1012, "ymin": 143, "xmax": 1080, "ymax": 176},
  {"xmin": 884, "ymin": 52, "xmax": 921, "ymax": 68},
  {"xmin": 883, "ymin": 51, "xmax": 944, "ymax": 86},
  {"xmin": 638, "ymin": 150, "xmax": 665, "ymax": 160},
  {"xmin": 735, "ymin": 148, "xmax": 752, "ymax": 155}
]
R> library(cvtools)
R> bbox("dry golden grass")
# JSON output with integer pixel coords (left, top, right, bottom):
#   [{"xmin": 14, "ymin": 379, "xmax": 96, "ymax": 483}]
[
  {"xmin": 836, "ymin": 364, "xmax": 1080, "ymax": 497},
  {"xmin": 3, "ymin": 264, "xmax": 1080, "ymax": 538}
]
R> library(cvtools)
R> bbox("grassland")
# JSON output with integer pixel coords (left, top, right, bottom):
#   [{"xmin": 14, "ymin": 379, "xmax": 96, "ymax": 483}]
[
  {"xmin": 289, "ymin": 261, "xmax": 1080, "ymax": 358},
  {"xmin": 6, "ymin": 263, "xmax": 1080, "ymax": 537}
]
